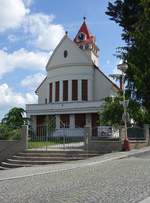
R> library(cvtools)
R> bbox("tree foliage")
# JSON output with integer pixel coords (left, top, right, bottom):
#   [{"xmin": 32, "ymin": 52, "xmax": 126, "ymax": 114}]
[
  {"xmin": 106, "ymin": 0, "xmax": 150, "ymax": 121},
  {"xmin": 1, "ymin": 107, "xmax": 27, "ymax": 129},
  {"xmin": 100, "ymin": 97, "xmax": 123, "ymax": 127},
  {"xmin": 100, "ymin": 96, "xmax": 146, "ymax": 126}
]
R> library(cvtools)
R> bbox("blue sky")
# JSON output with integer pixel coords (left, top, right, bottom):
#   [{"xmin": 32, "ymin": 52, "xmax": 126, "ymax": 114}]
[{"xmin": 0, "ymin": 0, "xmax": 124, "ymax": 120}]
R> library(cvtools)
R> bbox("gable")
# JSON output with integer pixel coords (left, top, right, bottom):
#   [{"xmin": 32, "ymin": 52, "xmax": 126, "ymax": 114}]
[
  {"xmin": 35, "ymin": 77, "xmax": 47, "ymax": 94},
  {"xmin": 93, "ymin": 66, "xmax": 119, "ymax": 100},
  {"xmin": 46, "ymin": 35, "xmax": 92, "ymax": 71}
]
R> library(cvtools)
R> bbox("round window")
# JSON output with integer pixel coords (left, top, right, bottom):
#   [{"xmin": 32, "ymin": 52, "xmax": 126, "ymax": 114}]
[{"xmin": 64, "ymin": 50, "xmax": 68, "ymax": 58}]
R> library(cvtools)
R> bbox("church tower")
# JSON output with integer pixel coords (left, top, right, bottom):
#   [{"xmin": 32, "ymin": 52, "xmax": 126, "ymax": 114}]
[{"xmin": 74, "ymin": 17, "xmax": 99, "ymax": 66}]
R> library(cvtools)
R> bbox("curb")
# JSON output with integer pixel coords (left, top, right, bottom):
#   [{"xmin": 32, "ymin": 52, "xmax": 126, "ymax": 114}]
[{"xmin": 0, "ymin": 146, "xmax": 150, "ymax": 182}]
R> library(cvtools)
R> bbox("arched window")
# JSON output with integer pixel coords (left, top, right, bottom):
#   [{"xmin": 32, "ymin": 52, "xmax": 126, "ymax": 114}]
[{"xmin": 64, "ymin": 50, "xmax": 68, "ymax": 58}]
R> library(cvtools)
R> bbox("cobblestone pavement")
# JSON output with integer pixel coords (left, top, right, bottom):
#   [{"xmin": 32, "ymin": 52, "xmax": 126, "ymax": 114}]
[{"xmin": 1, "ymin": 150, "xmax": 150, "ymax": 203}]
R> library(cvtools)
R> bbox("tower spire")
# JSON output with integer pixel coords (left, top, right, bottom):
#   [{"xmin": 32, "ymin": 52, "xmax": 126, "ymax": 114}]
[
  {"xmin": 74, "ymin": 18, "xmax": 99, "ymax": 66},
  {"xmin": 83, "ymin": 16, "xmax": 86, "ymax": 22}
]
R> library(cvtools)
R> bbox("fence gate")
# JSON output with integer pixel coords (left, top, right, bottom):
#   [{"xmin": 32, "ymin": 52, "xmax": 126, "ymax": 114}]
[
  {"xmin": 28, "ymin": 116, "xmax": 86, "ymax": 151},
  {"xmin": 127, "ymin": 126, "xmax": 145, "ymax": 140}
]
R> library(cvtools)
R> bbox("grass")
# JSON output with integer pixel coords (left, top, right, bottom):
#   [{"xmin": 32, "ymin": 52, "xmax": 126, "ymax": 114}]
[
  {"xmin": 28, "ymin": 136, "xmax": 84, "ymax": 149},
  {"xmin": 28, "ymin": 140, "xmax": 64, "ymax": 149}
]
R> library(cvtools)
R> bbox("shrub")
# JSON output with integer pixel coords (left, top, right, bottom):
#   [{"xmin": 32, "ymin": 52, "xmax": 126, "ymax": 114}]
[{"xmin": 0, "ymin": 124, "xmax": 21, "ymax": 140}]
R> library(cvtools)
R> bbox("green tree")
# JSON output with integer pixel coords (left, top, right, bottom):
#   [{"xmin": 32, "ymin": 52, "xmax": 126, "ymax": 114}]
[
  {"xmin": 100, "ymin": 96, "xmax": 123, "ymax": 127},
  {"xmin": 100, "ymin": 96, "xmax": 146, "ymax": 126},
  {"xmin": 106, "ymin": 0, "xmax": 150, "ymax": 122},
  {"xmin": 1, "ymin": 107, "xmax": 27, "ymax": 129}
]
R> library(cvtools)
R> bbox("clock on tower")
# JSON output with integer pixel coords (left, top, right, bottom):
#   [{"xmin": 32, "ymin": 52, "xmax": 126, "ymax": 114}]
[{"xmin": 77, "ymin": 32, "xmax": 86, "ymax": 41}]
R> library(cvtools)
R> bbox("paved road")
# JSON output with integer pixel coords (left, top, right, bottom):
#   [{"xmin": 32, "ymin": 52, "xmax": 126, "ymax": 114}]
[{"xmin": 0, "ymin": 151, "xmax": 150, "ymax": 203}]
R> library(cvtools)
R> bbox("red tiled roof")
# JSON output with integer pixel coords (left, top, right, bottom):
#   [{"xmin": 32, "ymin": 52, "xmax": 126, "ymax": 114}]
[{"xmin": 74, "ymin": 21, "xmax": 94, "ymax": 43}]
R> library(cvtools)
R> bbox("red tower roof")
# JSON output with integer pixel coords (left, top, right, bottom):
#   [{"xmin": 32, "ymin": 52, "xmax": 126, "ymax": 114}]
[{"xmin": 74, "ymin": 20, "xmax": 94, "ymax": 44}]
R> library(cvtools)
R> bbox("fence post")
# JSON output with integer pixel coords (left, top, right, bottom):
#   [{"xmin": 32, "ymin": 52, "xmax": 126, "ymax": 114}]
[
  {"xmin": 46, "ymin": 124, "xmax": 48, "ymax": 151},
  {"xmin": 21, "ymin": 125, "xmax": 28, "ymax": 150},
  {"xmin": 84, "ymin": 124, "xmax": 91, "ymax": 153},
  {"xmin": 144, "ymin": 124, "xmax": 150, "ymax": 145},
  {"xmin": 120, "ymin": 126, "xmax": 126, "ymax": 144}
]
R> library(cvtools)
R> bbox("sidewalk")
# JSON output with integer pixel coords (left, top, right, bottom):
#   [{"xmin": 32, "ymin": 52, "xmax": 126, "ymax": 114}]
[{"xmin": 0, "ymin": 146, "xmax": 150, "ymax": 181}]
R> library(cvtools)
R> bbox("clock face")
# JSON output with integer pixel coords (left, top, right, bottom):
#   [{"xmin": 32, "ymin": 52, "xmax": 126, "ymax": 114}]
[{"xmin": 78, "ymin": 32, "xmax": 85, "ymax": 41}]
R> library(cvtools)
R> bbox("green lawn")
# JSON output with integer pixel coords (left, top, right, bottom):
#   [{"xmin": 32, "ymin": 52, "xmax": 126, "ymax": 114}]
[
  {"xmin": 28, "ymin": 137, "xmax": 83, "ymax": 149},
  {"xmin": 28, "ymin": 140, "xmax": 63, "ymax": 149}
]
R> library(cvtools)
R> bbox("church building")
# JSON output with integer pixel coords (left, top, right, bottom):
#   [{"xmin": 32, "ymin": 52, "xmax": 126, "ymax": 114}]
[{"xmin": 26, "ymin": 18, "xmax": 119, "ymax": 135}]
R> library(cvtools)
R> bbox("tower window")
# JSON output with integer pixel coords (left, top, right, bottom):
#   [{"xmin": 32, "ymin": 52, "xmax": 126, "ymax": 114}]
[
  {"xmin": 82, "ymin": 80, "xmax": 88, "ymax": 101},
  {"xmin": 63, "ymin": 80, "xmax": 68, "ymax": 101},
  {"xmin": 55, "ymin": 81, "xmax": 59, "ymax": 102},
  {"xmin": 64, "ymin": 50, "xmax": 68, "ymax": 58},
  {"xmin": 85, "ymin": 44, "xmax": 89, "ymax": 49},
  {"xmin": 72, "ymin": 80, "xmax": 78, "ymax": 101},
  {"xmin": 49, "ymin": 83, "xmax": 52, "ymax": 103}
]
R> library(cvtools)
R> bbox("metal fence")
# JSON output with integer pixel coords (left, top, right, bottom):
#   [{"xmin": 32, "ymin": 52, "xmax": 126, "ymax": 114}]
[
  {"xmin": 127, "ymin": 126, "xmax": 145, "ymax": 140},
  {"xmin": 28, "ymin": 125, "xmax": 85, "ymax": 150}
]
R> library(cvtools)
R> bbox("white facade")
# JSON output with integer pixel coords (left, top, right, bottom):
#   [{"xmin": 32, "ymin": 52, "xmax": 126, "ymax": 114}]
[{"xmin": 26, "ymin": 21, "xmax": 119, "ymax": 133}]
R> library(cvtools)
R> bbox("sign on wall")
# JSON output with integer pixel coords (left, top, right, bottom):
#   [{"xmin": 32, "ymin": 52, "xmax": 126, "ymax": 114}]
[{"xmin": 97, "ymin": 126, "xmax": 119, "ymax": 138}]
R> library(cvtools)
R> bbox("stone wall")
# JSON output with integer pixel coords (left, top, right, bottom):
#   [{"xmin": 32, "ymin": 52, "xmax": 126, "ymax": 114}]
[
  {"xmin": 84, "ymin": 124, "xmax": 150, "ymax": 153},
  {"xmin": 84, "ymin": 125, "xmax": 122, "ymax": 153},
  {"xmin": 122, "ymin": 124, "xmax": 150, "ymax": 150},
  {"xmin": 129, "ymin": 140, "xmax": 149, "ymax": 150},
  {"xmin": 0, "ymin": 126, "xmax": 28, "ymax": 162},
  {"xmin": 86, "ymin": 140, "xmax": 122, "ymax": 153}
]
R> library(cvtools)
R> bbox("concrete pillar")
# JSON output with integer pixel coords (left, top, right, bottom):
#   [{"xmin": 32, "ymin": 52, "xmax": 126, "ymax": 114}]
[
  {"xmin": 68, "ymin": 80, "xmax": 72, "ymax": 101},
  {"xmin": 31, "ymin": 115, "xmax": 36, "ymax": 133},
  {"xmin": 121, "ymin": 127, "xmax": 126, "ymax": 143},
  {"xmin": 88, "ymin": 79, "xmax": 93, "ymax": 101},
  {"xmin": 78, "ymin": 79, "xmax": 82, "ymax": 101},
  {"xmin": 144, "ymin": 124, "xmax": 150, "ymax": 145},
  {"xmin": 56, "ymin": 115, "xmax": 60, "ymax": 129},
  {"xmin": 86, "ymin": 114, "xmax": 92, "ymax": 128},
  {"xmin": 60, "ymin": 80, "xmax": 63, "ymax": 102},
  {"xmin": 21, "ymin": 125, "xmax": 28, "ymax": 150},
  {"xmin": 70, "ymin": 114, "xmax": 75, "ymax": 128},
  {"xmin": 84, "ymin": 124, "xmax": 92, "ymax": 151},
  {"xmin": 52, "ymin": 82, "xmax": 55, "ymax": 103}
]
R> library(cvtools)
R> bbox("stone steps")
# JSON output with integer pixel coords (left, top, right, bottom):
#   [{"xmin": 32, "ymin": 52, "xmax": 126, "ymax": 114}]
[
  {"xmin": 7, "ymin": 159, "xmax": 64, "ymax": 165},
  {"xmin": 0, "ymin": 150, "xmax": 99, "ymax": 169},
  {"xmin": 1, "ymin": 162, "xmax": 30, "ymax": 168},
  {"xmin": 0, "ymin": 166, "xmax": 8, "ymax": 170},
  {"xmin": 13, "ymin": 155, "xmax": 86, "ymax": 161},
  {"xmin": 18, "ymin": 152, "xmax": 97, "ymax": 157}
]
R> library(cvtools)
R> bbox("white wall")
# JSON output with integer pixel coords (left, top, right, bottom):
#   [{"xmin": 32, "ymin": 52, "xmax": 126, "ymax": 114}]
[
  {"xmin": 37, "ymin": 78, "xmax": 49, "ymax": 104},
  {"xmin": 46, "ymin": 36, "xmax": 92, "ymax": 71},
  {"xmin": 37, "ymin": 65, "xmax": 94, "ymax": 104},
  {"xmin": 37, "ymin": 66, "xmax": 118, "ymax": 104},
  {"xmin": 47, "ymin": 65, "xmax": 93, "ymax": 81},
  {"xmin": 93, "ymin": 68, "xmax": 117, "ymax": 100}
]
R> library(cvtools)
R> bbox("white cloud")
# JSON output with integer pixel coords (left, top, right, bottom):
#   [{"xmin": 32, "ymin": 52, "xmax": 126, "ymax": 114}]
[
  {"xmin": 23, "ymin": 0, "xmax": 33, "ymax": 7},
  {"xmin": 0, "ymin": 83, "xmax": 37, "ymax": 119},
  {"xmin": 8, "ymin": 34, "xmax": 18, "ymax": 43},
  {"xmin": 0, "ymin": 0, "xmax": 64, "ymax": 51},
  {"xmin": 23, "ymin": 13, "xmax": 65, "ymax": 51},
  {"xmin": 0, "ymin": 48, "xmax": 50, "ymax": 77},
  {"xmin": 0, "ymin": 0, "xmax": 29, "ymax": 32},
  {"xmin": 21, "ymin": 72, "xmax": 46, "ymax": 90}
]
